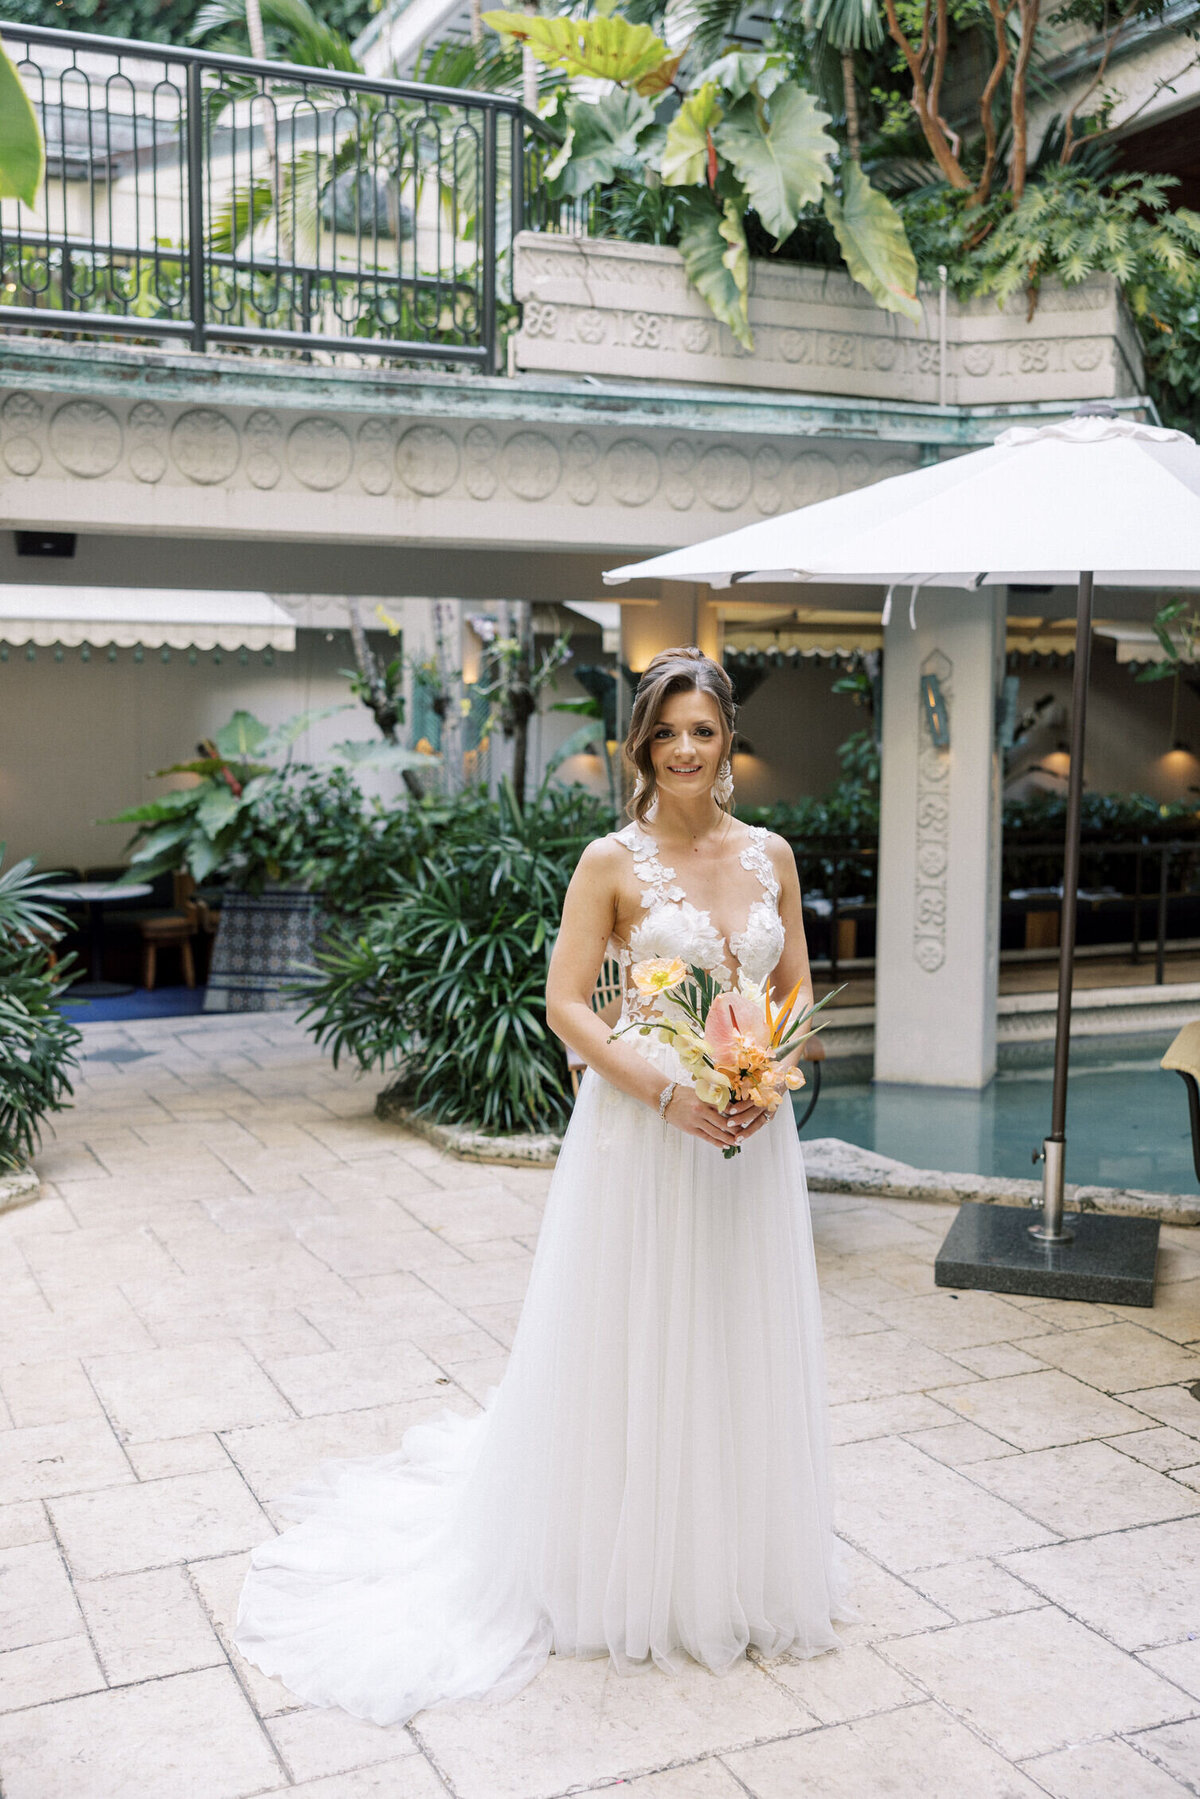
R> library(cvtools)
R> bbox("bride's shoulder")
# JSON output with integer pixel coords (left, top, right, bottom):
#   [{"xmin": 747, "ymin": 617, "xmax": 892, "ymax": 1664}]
[
  {"xmin": 748, "ymin": 826, "xmax": 799, "ymax": 886},
  {"xmin": 574, "ymin": 831, "xmax": 632, "ymax": 880}
]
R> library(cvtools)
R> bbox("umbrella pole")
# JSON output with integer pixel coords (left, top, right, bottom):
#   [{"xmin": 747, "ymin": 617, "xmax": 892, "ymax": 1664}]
[{"xmin": 1032, "ymin": 569, "xmax": 1094, "ymax": 1244}]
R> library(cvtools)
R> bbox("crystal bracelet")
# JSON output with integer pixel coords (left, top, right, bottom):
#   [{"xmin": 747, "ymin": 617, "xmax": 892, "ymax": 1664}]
[{"xmin": 658, "ymin": 1080, "xmax": 677, "ymax": 1121}]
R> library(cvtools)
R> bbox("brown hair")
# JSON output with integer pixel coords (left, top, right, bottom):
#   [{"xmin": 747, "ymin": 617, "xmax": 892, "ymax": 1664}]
[{"xmin": 625, "ymin": 646, "xmax": 736, "ymax": 823}]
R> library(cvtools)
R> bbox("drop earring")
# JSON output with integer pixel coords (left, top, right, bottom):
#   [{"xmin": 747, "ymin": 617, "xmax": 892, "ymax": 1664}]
[{"xmin": 713, "ymin": 759, "xmax": 734, "ymax": 807}]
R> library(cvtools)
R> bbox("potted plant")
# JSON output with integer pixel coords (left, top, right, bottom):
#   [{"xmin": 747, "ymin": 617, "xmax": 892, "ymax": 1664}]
[
  {"xmin": 0, "ymin": 847, "xmax": 80, "ymax": 1205},
  {"xmin": 107, "ymin": 709, "xmax": 435, "ymax": 1012}
]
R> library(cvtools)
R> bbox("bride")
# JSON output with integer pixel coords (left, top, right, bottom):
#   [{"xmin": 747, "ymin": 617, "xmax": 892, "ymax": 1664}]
[{"xmin": 235, "ymin": 644, "xmax": 853, "ymax": 1725}]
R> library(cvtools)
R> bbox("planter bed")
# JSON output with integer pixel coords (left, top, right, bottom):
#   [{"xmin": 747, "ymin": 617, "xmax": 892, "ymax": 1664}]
[
  {"xmin": 375, "ymin": 1084, "xmax": 562, "ymax": 1168},
  {"xmin": 0, "ymin": 1166, "xmax": 40, "ymax": 1212}
]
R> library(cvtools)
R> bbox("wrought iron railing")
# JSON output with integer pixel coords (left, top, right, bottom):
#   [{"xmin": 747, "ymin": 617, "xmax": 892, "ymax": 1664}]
[{"xmin": 0, "ymin": 22, "xmax": 567, "ymax": 370}]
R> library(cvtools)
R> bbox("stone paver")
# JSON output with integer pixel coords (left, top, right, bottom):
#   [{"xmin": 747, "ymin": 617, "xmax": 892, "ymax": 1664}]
[{"xmin": 1, "ymin": 1011, "xmax": 1199, "ymax": 1796}]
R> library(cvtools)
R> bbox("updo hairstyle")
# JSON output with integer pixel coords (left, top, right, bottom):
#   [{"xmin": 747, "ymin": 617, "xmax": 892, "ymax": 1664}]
[{"xmin": 624, "ymin": 646, "xmax": 736, "ymax": 823}]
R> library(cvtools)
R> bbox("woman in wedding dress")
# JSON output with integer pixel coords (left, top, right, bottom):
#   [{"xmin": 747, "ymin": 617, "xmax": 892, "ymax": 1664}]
[{"xmin": 235, "ymin": 645, "xmax": 853, "ymax": 1725}]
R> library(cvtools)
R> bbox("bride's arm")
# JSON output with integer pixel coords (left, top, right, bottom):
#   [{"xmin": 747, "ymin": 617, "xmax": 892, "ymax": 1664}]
[{"xmin": 546, "ymin": 840, "xmax": 740, "ymax": 1149}]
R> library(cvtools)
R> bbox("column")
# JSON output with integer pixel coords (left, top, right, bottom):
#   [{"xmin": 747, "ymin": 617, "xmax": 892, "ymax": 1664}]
[
  {"xmin": 620, "ymin": 582, "xmax": 720, "ymax": 674},
  {"xmin": 874, "ymin": 586, "xmax": 1005, "ymax": 1089}
]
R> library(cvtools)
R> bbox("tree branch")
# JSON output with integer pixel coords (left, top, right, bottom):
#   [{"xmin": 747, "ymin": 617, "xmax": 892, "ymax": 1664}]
[
  {"xmin": 1009, "ymin": 0, "xmax": 1040, "ymax": 201},
  {"xmin": 974, "ymin": 0, "xmax": 1013, "ymax": 204},
  {"xmin": 1061, "ymin": 0, "xmax": 1143, "ymax": 163},
  {"xmin": 883, "ymin": 0, "xmax": 972, "ymax": 188}
]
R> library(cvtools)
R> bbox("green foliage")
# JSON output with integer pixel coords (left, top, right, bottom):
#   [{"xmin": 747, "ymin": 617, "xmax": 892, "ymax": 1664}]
[
  {"xmin": 824, "ymin": 159, "xmax": 921, "ymax": 321},
  {"xmin": 713, "ymin": 83, "xmax": 837, "ymax": 245},
  {"xmin": 1, "ymin": 0, "xmax": 377, "ymax": 49},
  {"xmin": 547, "ymin": 88, "xmax": 657, "ymax": 197},
  {"xmin": 900, "ymin": 169, "xmax": 1200, "ymax": 428},
  {"xmin": 678, "ymin": 194, "xmax": 752, "ymax": 348},
  {"xmin": 500, "ymin": 3, "xmax": 917, "ymax": 341},
  {"xmin": 1133, "ymin": 599, "xmax": 1200, "ymax": 682},
  {"xmin": 0, "ymin": 33, "xmax": 43, "ymax": 208},
  {"xmin": 299, "ymin": 781, "xmax": 614, "ymax": 1136},
  {"xmin": 104, "ymin": 708, "xmax": 434, "ymax": 899},
  {"xmin": 483, "ymin": 11, "xmax": 670, "ymax": 85},
  {"xmin": 190, "ymin": 0, "xmax": 362, "ymax": 70},
  {"xmin": 0, "ymin": 848, "xmax": 80, "ymax": 1173}
]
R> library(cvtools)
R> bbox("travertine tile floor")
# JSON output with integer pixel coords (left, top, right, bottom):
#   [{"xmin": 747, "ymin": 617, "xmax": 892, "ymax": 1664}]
[{"xmin": 4, "ymin": 1014, "xmax": 1200, "ymax": 1798}]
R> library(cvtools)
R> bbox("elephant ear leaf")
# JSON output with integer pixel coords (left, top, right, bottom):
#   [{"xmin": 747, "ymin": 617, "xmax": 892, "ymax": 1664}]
[
  {"xmin": 481, "ymin": 11, "xmax": 671, "ymax": 85},
  {"xmin": 213, "ymin": 710, "xmax": 271, "ymax": 760},
  {"xmin": 0, "ymin": 36, "xmax": 43, "ymax": 207},
  {"xmin": 661, "ymin": 83, "xmax": 722, "ymax": 188},
  {"xmin": 824, "ymin": 162, "xmax": 922, "ymax": 322},
  {"xmin": 713, "ymin": 83, "xmax": 835, "ymax": 246},
  {"xmin": 679, "ymin": 196, "xmax": 752, "ymax": 350},
  {"xmin": 548, "ymin": 90, "xmax": 656, "ymax": 197}
]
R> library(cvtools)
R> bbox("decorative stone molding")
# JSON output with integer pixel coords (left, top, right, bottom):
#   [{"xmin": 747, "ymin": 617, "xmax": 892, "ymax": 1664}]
[
  {"xmin": 0, "ymin": 377, "xmax": 920, "ymax": 549},
  {"xmin": 513, "ymin": 234, "xmax": 1145, "ymax": 406},
  {"xmin": 913, "ymin": 649, "xmax": 952, "ymax": 975}
]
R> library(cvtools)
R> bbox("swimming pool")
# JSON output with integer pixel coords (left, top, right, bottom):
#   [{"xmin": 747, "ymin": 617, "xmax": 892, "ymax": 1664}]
[{"xmin": 798, "ymin": 1032, "xmax": 1198, "ymax": 1194}]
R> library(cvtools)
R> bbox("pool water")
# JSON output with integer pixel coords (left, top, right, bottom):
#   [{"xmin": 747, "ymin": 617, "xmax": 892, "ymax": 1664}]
[{"xmin": 799, "ymin": 1034, "xmax": 1198, "ymax": 1195}]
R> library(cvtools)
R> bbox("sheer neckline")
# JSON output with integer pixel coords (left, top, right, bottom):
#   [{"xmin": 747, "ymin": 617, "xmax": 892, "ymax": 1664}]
[{"xmin": 612, "ymin": 821, "xmax": 782, "ymax": 991}]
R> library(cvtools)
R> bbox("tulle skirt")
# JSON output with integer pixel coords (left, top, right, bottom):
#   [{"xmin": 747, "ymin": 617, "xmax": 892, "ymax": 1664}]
[{"xmin": 234, "ymin": 1049, "xmax": 854, "ymax": 1725}]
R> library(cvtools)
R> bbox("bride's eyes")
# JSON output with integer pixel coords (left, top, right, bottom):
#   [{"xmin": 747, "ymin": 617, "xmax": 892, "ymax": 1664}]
[{"xmin": 654, "ymin": 726, "xmax": 715, "ymax": 739}]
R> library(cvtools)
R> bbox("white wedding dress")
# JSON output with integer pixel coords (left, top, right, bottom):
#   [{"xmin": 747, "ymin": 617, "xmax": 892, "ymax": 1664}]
[{"xmin": 234, "ymin": 822, "xmax": 854, "ymax": 1725}]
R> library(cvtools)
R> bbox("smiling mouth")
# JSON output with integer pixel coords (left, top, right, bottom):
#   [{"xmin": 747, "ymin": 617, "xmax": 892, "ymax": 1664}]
[{"xmin": 668, "ymin": 765, "xmax": 703, "ymax": 775}]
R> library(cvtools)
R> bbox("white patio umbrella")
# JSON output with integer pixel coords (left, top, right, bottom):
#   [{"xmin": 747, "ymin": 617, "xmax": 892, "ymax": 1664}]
[{"xmin": 605, "ymin": 410, "xmax": 1200, "ymax": 1300}]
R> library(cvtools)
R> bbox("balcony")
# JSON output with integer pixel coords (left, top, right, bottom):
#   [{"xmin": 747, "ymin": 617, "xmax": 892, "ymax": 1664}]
[
  {"xmin": 1, "ymin": 23, "xmax": 1145, "ymax": 411},
  {"xmin": 0, "ymin": 20, "xmax": 569, "ymax": 371}
]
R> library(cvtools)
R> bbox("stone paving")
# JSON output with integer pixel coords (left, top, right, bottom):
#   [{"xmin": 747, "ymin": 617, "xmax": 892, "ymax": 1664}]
[{"xmin": 3, "ymin": 1014, "xmax": 1200, "ymax": 1798}]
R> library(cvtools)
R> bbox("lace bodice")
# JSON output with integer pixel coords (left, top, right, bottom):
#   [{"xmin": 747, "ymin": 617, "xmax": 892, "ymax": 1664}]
[{"xmin": 609, "ymin": 822, "xmax": 785, "ymax": 1014}]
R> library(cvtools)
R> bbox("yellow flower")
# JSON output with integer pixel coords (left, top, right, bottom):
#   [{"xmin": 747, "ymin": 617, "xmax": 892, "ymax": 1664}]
[
  {"xmin": 694, "ymin": 1068, "xmax": 733, "ymax": 1111},
  {"xmin": 632, "ymin": 956, "xmax": 688, "ymax": 997}
]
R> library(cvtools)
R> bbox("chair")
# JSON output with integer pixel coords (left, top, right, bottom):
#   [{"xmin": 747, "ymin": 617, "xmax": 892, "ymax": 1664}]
[
  {"xmin": 1162, "ymin": 1023, "xmax": 1200, "ymax": 1183},
  {"xmin": 94, "ymin": 867, "xmax": 198, "ymax": 991}
]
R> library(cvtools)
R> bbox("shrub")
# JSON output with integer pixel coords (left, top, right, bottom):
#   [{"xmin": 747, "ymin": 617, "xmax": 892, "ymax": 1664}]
[
  {"xmin": 299, "ymin": 781, "xmax": 613, "ymax": 1135},
  {"xmin": 0, "ymin": 849, "xmax": 81, "ymax": 1172}
]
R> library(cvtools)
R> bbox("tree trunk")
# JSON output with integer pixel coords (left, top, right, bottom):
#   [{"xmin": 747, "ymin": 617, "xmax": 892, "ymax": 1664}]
[
  {"xmin": 841, "ymin": 53, "xmax": 861, "ymax": 163},
  {"xmin": 508, "ymin": 600, "xmax": 535, "ymax": 808},
  {"xmin": 347, "ymin": 601, "xmax": 398, "ymax": 741},
  {"xmin": 522, "ymin": 0, "xmax": 539, "ymax": 116}
]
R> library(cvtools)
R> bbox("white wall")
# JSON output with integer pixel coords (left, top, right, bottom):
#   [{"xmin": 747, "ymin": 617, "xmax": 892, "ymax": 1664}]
[
  {"xmin": 1008, "ymin": 636, "xmax": 1200, "ymax": 804},
  {"xmin": 0, "ymin": 629, "xmax": 406, "ymax": 873}
]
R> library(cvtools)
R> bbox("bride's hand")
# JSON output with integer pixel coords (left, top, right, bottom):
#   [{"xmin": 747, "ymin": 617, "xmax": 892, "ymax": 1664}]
[
  {"xmin": 724, "ymin": 1095, "xmax": 772, "ymax": 1144},
  {"xmin": 664, "ymin": 1087, "xmax": 743, "ymax": 1150}
]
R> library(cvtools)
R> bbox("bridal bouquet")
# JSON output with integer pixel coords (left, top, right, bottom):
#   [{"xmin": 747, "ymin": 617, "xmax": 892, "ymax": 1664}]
[{"xmin": 613, "ymin": 960, "xmax": 844, "ymax": 1156}]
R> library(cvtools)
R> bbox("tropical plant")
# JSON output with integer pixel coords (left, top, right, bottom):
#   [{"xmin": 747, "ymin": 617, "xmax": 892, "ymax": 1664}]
[
  {"xmin": 299, "ymin": 780, "xmax": 613, "ymax": 1134},
  {"xmin": 483, "ymin": 8, "xmax": 920, "ymax": 344},
  {"xmin": 899, "ymin": 165, "xmax": 1200, "ymax": 423},
  {"xmin": 0, "ymin": 848, "xmax": 81, "ymax": 1173},
  {"xmin": 1132, "ymin": 598, "xmax": 1200, "ymax": 687},
  {"xmin": 1, "ymin": 0, "xmax": 376, "ymax": 45},
  {"xmin": 0, "ymin": 32, "xmax": 43, "ymax": 208},
  {"xmin": 105, "ymin": 708, "xmax": 434, "ymax": 898}
]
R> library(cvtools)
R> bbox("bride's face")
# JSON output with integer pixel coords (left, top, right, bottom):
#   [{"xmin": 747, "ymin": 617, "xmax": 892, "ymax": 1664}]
[{"xmin": 648, "ymin": 688, "xmax": 726, "ymax": 803}]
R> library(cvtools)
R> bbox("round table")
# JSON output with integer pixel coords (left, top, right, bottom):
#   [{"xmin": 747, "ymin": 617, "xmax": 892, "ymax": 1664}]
[{"xmin": 46, "ymin": 882, "xmax": 153, "ymax": 998}]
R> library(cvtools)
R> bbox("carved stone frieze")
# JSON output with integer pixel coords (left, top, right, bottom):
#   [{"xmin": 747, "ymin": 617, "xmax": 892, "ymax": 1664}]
[
  {"xmin": 513, "ymin": 234, "xmax": 1144, "ymax": 407},
  {"xmin": 0, "ymin": 378, "xmax": 920, "ymax": 547}
]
